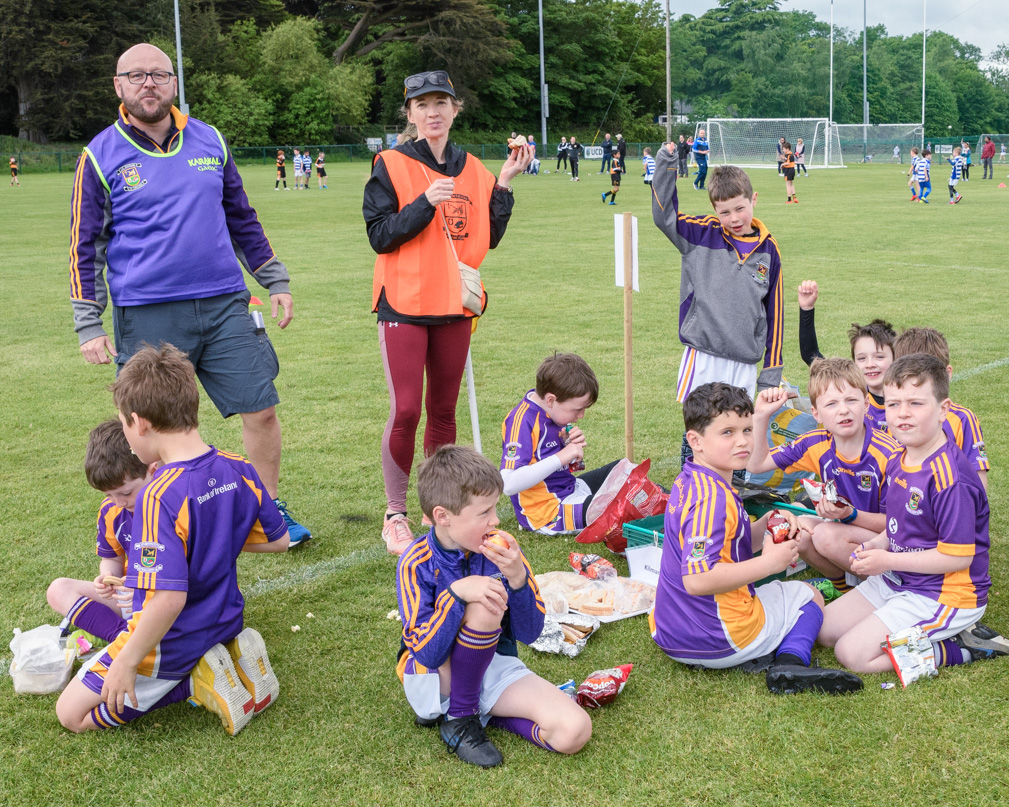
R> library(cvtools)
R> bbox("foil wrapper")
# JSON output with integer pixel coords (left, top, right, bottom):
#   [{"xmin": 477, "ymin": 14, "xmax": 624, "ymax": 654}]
[{"xmin": 530, "ymin": 612, "xmax": 600, "ymax": 657}]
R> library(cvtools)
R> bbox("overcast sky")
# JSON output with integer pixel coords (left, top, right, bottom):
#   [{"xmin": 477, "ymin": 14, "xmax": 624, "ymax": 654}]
[{"xmin": 672, "ymin": 0, "xmax": 1006, "ymax": 60}]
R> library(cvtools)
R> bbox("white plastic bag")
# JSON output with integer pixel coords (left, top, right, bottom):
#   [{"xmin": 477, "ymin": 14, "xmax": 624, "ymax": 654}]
[{"xmin": 9, "ymin": 625, "xmax": 74, "ymax": 694}]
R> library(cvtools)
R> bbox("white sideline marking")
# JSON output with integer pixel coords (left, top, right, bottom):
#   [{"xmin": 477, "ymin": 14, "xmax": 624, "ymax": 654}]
[
  {"xmin": 952, "ymin": 356, "xmax": 1009, "ymax": 383},
  {"xmin": 245, "ymin": 545, "xmax": 387, "ymax": 598}
]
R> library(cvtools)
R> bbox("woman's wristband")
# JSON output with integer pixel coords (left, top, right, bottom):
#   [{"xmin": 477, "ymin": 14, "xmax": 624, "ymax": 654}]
[{"xmin": 840, "ymin": 507, "xmax": 858, "ymax": 525}]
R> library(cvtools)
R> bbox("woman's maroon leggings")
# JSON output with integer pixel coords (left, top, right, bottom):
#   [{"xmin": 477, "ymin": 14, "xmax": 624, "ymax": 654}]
[{"xmin": 379, "ymin": 319, "xmax": 472, "ymax": 513}]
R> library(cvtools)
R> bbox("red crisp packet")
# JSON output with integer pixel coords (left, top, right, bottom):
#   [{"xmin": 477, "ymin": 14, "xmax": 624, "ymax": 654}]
[
  {"xmin": 569, "ymin": 552, "xmax": 617, "ymax": 580},
  {"xmin": 765, "ymin": 510, "xmax": 792, "ymax": 544},
  {"xmin": 801, "ymin": 478, "xmax": 852, "ymax": 508},
  {"xmin": 575, "ymin": 664, "xmax": 634, "ymax": 709}
]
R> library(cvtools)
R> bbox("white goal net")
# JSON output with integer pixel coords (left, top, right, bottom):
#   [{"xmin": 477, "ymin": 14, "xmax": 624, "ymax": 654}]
[
  {"xmin": 697, "ymin": 118, "xmax": 844, "ymax": 169},
  {"xmin": 833, "ymin": 124, "xmax": 923, "ymax": 164}
]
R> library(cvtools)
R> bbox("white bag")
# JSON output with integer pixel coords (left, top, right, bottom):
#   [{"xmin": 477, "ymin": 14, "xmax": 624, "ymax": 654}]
[{"xmin": 9, "ymin": 625, "xmax": 74, "ymax": 694}]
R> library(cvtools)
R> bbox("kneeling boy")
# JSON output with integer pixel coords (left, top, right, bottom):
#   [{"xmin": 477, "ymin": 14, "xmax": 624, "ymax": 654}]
[
  {"xmin": 500, "ymin": 353, "xmax": 622, "ymax": 535},
  {"xmin": 397, "ymin": 445, "xmax": 591, "ymax": 767},
  {"xmin": 56, "ymin": 345, "xmax": 290, "ymax": 735},
  {"xmin": 818, "ymin": 354, "xmax": 1004, "ymax": 672},
  {"xmin": 47, "ymin": 419, "xmax": 156, "ymax": 638},
  {"xmin": 650, "ymin": 383, "xmax": 862, "ymax": 694}
]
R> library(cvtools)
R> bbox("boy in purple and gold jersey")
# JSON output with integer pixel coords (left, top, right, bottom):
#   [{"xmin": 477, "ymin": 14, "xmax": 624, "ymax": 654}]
[
  {"xmin": 893, "ymin": 326, "xmax": 989, "ymax": 491},
  {"xmin": 56, "ymin": 345, "xmax": 290, "ymax": 736},
  {"xmin": 797, "ymin": 280, "xmax": 895, "ymax": 433},
  {"xmin": 749, "ymin": 358, "xmax": 903, "ymax": 596},
  {"xmin": 397, "ymin": 445, "xmax": 591, "ymax": 768},
  {"xmin": 819, "ymin": 355, "xmax": 1003, "ymax": 671},
  {"xmin": 651, "ymin": 382, "xmax": 863, "ymax": 695},
  {"xmin": 47, "ymin": 420, "xmax": 156, "ymax": 635},
  {"xmin": 500, "ymin": 353, "xmax": 620, "ymax": 535}
]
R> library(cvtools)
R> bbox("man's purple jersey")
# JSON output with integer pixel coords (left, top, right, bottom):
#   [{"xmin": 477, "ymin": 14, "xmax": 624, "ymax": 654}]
[
  {"xmin": 500, "ymin": 392, "xmax": 577, "ymax": 531},
  {"xmin": 945, "ymin": 401, "xmax": 989, "ymax": 473},
  {"xmin": 104, "ymin": 447, "xmax": 287, "ymax": 679},
  {"xmin": 882, "ymin": 439, "xmax": 990, "ymax": 608},
  {"xmin": 650, "ymin": 461, "xmax": 765, "ymax": 661},
  {"xmin": 769, "ymin": 416, "xmax": 902, "ymax": 513},
  {"xmin": 95, "ymin": 499, "xmax": 136, "ymax": 560}
]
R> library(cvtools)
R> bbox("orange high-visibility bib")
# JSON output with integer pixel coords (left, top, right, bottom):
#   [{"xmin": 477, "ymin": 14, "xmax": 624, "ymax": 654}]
[{"xmin": 373, "ymin": 149, "xmax": 496, "ymax": 317}]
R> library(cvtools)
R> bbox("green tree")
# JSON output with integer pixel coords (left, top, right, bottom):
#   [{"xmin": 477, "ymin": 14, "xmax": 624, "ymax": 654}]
[{"xmin": 188, "ymin": 73, "xmax": 274, "ymax": 145}]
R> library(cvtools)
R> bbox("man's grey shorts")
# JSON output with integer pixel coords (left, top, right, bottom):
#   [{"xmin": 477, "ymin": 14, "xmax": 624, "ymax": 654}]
[{"xmin": 113, "ymin": 290, "xmax": 280, "ymax": 418}]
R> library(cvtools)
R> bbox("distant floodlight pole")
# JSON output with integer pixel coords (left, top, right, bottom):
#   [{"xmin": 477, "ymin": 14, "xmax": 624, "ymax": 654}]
[
  {"xmin": 862, "ymin": 0, "xmax": 868, "ymax": 154},
  {"xmin": 665, "ymin": 0, "xmax": 672, "ymax": 142},
  {"xmin": 538, "ymin": 0, "xmax": 547, "ymax": 149},
  {"xmin": 174, "ymin": 0, "xmax": 188, "ymax": 114},
  {"xmin": 828, "ymin": 0, "xmax": 833, "ymax": 167},
  {"xmin": 921, "ymin": 0, "xmax": 927, "ymax": 144}
]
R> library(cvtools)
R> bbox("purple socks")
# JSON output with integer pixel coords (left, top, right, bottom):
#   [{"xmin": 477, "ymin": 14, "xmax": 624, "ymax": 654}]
[
  {"xmin": 933, "ymin": 639, "xmax": 972, "ymax": 667},
  {"xmin": 489, "ymin": 716, "xmax": 557, "ymax": 752},
  {"xmin": 67, "ymin": 597, "xmax": 128, "ymax": 643},
  {"xmin": 776, "ymin": 604, "xmax": 824, "ymax": 667},
  {"xmin": 89, "ymin": 678, "xmax": 191, "ymax": 729},
  {"xmin": 447, "ymin": 626, "xmax": 501, "ymax": 719}
]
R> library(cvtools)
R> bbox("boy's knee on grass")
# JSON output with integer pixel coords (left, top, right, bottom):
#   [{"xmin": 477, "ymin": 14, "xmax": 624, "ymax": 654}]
[{"xmin": 833, "ymin": 632, "xmax": 882, "ymax": 672}]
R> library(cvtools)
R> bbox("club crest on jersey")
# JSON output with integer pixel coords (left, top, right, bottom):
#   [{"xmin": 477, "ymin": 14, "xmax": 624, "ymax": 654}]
[
  {"xmin": 118, "ymin": 163, "xmax": 147, "ymax": 191},
  {"xmin": 140, "ymin": 546, "xmax": 158, "ymax": 567},
  {"xmin": 505, "ymin": 442, "xmax": 520, "ymax": 459},
  {"xmin": 690, "ymin": 537, "xmax": 710, "ymax": 559},
  {"xmin": 906, "ymin": 487, "xmax": 924, "ymax": 515},
  {"xmin": 974, "ymin": 441, "xmax": 987, "ymax": 460},
  {"xmin": 859, "ymin": 472, "xmax": 873, "ymax": 491},
  {"xmin": 751, "ymin": 259, "xmax": 770, "ymax": 285},
  {"xmin": 444, "ymin": 195, "xmax": 471, "ymax": 240}
]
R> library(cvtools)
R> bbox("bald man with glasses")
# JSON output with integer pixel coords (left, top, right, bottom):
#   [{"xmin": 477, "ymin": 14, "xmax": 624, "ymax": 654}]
[{"xmin": 69, "ymin": 43, "xmax": 311, "ymax": 545}]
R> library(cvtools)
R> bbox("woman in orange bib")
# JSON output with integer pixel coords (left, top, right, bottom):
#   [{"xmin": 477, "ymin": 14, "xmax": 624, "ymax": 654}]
[{"xmin": 364, "ymin": 71, "xmax": 532, "ymax": 554}]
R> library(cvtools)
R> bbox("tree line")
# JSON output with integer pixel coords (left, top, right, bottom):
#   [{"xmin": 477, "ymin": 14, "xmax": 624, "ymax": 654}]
[{"xmin": 2, "ymin": 0, "xmax": 1007, "ymax": 146}]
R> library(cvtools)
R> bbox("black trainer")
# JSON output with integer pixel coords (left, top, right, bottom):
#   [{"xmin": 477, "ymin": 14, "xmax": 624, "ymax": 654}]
[
  {"xmin": 958, "ymin": 622, "xmax": 1009, "ymax": 656},
  {"xmin": 439, "ymin": 715, "xmax": 504, "ymax": 768},
  {"xmin": 766, "ymin": 661, "xmax": 863, "ymax": 695},
  {"xmin": 951, "ymin": 632, "xmax": 1008, "ymax": 662},
  {"xmin": 414, "ymin": 713, "xmax": 444, "ymax": 728},
  {"xmin": 733, "ymin": 653, "xmax": 776, "ymax": 674}
]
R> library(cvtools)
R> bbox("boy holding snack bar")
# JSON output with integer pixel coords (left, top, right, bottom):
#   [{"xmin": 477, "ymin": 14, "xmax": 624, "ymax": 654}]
[
  {"xmin": 47, "ymin": 419, "xmax": 156, "ymax": 638},
  {"xmin": 818, "ymin": 354, "xmax": 1004, "ymax": 672},
  {"xmin": 650, "ymin": 382, "xmax": 863, "ymax": 695},
  {"xmin": 56, "ymin": 344, "xmax": 290, "ymax": 736},
  {"xmin": 397, "ymin": 445, "xmax": 591, "ymax": 768}
]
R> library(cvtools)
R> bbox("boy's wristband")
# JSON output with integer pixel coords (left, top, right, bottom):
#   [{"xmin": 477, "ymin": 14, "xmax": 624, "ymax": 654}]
[
  {"xmin": 446, "ymin": 584, "xmax": 468, "ymax": 606},
  {"xmin": 840, "ymin": 507, "xmax": 858, "ymax": 525}
]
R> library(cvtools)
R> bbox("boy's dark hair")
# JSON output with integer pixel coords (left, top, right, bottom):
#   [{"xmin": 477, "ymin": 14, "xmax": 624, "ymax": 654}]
[
  {"xmin": 536, "ymin": 352, "xmax": 599, "ymax": 405},
  {"xmin": 923, "ymin": 149, "xmax": 931, "ymax": 157},
  {"xmin": 808, "ymin": 358, "xmax": 867, "ymax": 406},
  {"xmin": 892, "ymin": 326, "xmax": 950, "ymax": 366},
  {"xmin": 110, "ymin": 343, "xmax": 199, "ymax": 431},
  {"xmin": 848, "ymin": 318, "xmax": 896, "ymax": 357},
  {"xmin": 683, "ymin": 382, "xmax": 754, "ymax": 434},
  {"xmin": 883, "ymin": 354, "xmax": 949, "ymax": 402},
  {"xmin": 417, "ymin": 445, "xmax": 504, "ymax": 517},
  {"xmin": 783, "ymin": 141, "xmax": 792, "ymax": 151},
  {"xmin": 708, "ymin": 166, "xmax": 753, "ymax": 203},
  {"xmin": 910, "ymin": 146, "xmax": 919, "ymax": 153},
  {"xmin": 84, "ymin": 419, "xmax": 150, "ymax": 492}
]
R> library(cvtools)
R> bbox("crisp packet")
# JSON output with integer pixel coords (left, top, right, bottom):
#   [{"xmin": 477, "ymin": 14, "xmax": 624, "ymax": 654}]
[
  {"xmin": 575, "ymin": 663, "xmax": 633, "ymax": 708},
  {"xmin": 765, "ymin": 510, "xmax": 792, "ymax": 544},
  {"xmin": 801, "ymin": 478, "xmax": 853, "ymax": 508},
  {"xmin": 530, "ymin": 613, "xmax": 599, "ymax": 658},
  {"xmin": 570, "ymin": 552, "xmax": 617, "ymax": 581},
  {"xmin": 883, "ymin": 626, "xmax": 937, "ymax": 688}
]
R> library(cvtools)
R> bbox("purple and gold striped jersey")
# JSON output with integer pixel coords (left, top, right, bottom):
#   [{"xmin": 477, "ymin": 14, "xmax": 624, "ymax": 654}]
[
  {"xmin": 95, "ymin": 498, "xmax": 136, "ymax": 559},
  {"xmin": 769, "ymin": 416, "xmax": 902, "ymax": 513},
  {"xmin": 650, "ymin": 461, "xmax": 766, "ymax": 661},
  {"xmin": 867, "ymin": 392, "xmax": 887, "ymax": 433},
  {"xmin": 945, "ymin": 402, "xmax": 989, "ymax": 473},
  {"xmin": 882, "ymin": 439, "xmax": 989, "ymax": 608},
  {"xmin": 105, "ymin": 447, "xmax": 287, "ymax": 679},
  {"xmin": 500, "ymin": 393, "xmax": 576, "ymax": 531},
  {"xmin": 396, "ymin": 529, "xmax": 545, "ymax": 670}
]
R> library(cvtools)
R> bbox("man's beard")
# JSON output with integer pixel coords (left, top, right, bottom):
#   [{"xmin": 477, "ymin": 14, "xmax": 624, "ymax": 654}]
[{"xmin": 122, "ymin": 93, "xmax": 174, "ymax": 125}]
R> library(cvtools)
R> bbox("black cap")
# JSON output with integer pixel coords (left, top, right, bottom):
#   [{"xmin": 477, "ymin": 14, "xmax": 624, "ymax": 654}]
[{"xmin": 403, "ymin": 70, "xmax": 456, "ymax": 101}]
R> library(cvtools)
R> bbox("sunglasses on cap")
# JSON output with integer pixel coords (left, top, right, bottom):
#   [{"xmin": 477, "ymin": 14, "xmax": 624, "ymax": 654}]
[{"xmin": 403, "ymin": 71, "xmax": 454, "ymax": 97}]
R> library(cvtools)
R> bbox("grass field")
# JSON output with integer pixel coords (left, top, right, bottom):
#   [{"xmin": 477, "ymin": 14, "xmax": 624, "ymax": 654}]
[{"xmin": 2, "ymin": 159, "xmax": 1008, "ymax": 806}]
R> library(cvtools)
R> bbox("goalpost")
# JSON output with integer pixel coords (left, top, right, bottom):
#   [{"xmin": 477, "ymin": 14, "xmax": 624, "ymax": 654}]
[
  {"xmin": 698, "ymin": 118, "xmax": 844, "ymax": 169},
  {"xmin": 833, "ymin": 123, "xmax": 924, "ymax": 164}
]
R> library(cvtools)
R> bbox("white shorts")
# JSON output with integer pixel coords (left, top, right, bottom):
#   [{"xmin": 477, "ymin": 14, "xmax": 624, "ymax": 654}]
[
  {"xmin": 402, "ymin": 652, "xmax": 534, "ymax": 724},
  {"xmin": 77, "ymin": 650, "xmax": 181, "ymax": 712},
  {"xmin": 294, "ymin": 169, "xmax": 304, "ymax": 177},
  {"xmin": 949, "ymin": 178, "xmax": 959, "ymax": 187},
  {"xmin": 535, "ymin": 478, "xmax": 592, "ymax": 535},
  {"xmin": 667, "ymin": 580, "xmax": 816, "ymax": 669},
  {"xmin": 676, "ymin": 347, "xmax": 757, "ymax": 403},
  {"xmin": 855, "ymin": 575, "xmax": 985, "ymax": 640}
]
